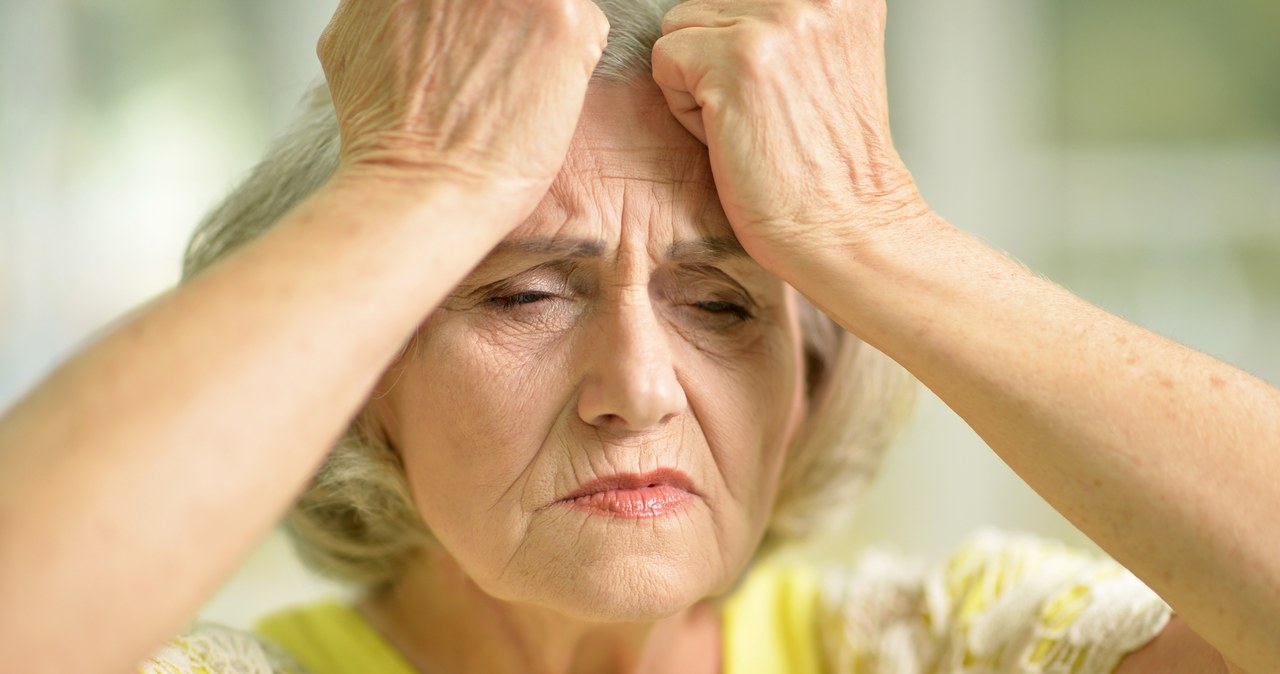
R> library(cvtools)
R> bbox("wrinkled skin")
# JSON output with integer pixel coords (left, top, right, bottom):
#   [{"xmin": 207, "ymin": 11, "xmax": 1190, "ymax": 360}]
[
  {"xmin": 335, "ymin": 0, "xmax": 1261, "ymax": 673},
  {"xmin": 652, "ymin": 0, "xmax": 929, "ymax": 274},
  {"xmin": 367, "ymin": 2, "xmax": 928, "ymax": 617},
  {"xmin": 319, "ymin": 0, "xmax": 611, "ymax": 213},
  {"xmin": 0, "ymin": 0, "xmax": 1260, "ymax": 671},
  {"xmin": 347, "ymin": 0, "xmax": 912, "ymax": 671},
  {"xmin": 370, "ymin": 82, "xmax": 808, "ymax": 622}
]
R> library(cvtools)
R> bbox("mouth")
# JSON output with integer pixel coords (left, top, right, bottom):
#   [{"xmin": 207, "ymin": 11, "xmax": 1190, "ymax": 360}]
[{"xmin": 556, "ymin": 469, "xmax": 699, "ymax": 519}]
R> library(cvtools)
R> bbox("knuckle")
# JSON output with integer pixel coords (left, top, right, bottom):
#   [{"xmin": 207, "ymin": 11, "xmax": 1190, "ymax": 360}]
[
  {"xmin": 650, "ymin": 32, "xmax": 677, "ymax": 64},
  {"xmin": 650, "ymin": 32, "xmax": 693, "ymax": 82},
  {"xmin": 659, "ymin": 5, "xmax": 692, "ymax": 35},
  {"xmin": 535, "ymin": 0, "xmax": 591, "ymax": 36},
  {"xmin": 760, "ymin": 1, "xmax": 800, "ymax": 26},
  {"xmin": 726, "ymin": 25, "xmax": 781, "ymax": 77},
  {"xmin": 532, "ymin": 0, "xmax": 611, "ymax": 58},
  {"xmin": 315, "ymin": 29, "xmax": 336, "ymax": 62},
  {"xmin": 762, "ymin": 1, "xmax": 821, "ymax": 36},
  {"xmin": 587, "ymin": 4, "xmax": 611, "ymax": 45},
  {"xmin": 315, "ymin": 0, "xmax": 352, "ymax": 60}
]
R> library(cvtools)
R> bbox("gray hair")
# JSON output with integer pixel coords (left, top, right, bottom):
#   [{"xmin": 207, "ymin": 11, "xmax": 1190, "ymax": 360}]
[{"xmin": 183, "ymin": 0, "xmax": 917, "ymax": 588}]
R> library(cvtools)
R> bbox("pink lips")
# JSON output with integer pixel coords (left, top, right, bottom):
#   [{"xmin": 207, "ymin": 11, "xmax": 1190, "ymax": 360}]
[{"xmin": 558, "ymin": 469, "xmax": 697, "ymax": 519}]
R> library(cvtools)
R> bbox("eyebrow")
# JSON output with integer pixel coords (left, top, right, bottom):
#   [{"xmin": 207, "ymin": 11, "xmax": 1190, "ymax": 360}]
[
  {"xmin": 487, "ymin": 235, "xmax": 749, "ymax": 262},
  {"xmin": 665, "ymin": 236, "xmax": 749, "ymax": 261},
  {"xmin": 488, "ymin": 237, "xmax": 606, "ymax": 260}
]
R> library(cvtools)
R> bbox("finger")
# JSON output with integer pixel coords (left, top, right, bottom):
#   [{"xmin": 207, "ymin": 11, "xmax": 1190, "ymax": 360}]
[
  {"xmin": 660, "ymin": 1, "xmax": 740, "ymax": 35},
  {"xmin": 650, "ymin": 30, "xmax": 718, "ymax": 144},
  {"xmin": 578, "ymin": 0, "xmax": 612, "ymax": 56},
  {"xmin": 658, "ymin": 84, "xmax": 707, "ymax": 145}
]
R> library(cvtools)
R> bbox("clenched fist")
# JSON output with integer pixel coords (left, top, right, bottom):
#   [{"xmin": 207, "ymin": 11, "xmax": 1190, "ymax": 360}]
[
  {"xmin": 651, "ymin": 0, "xmax": 929, "ymax": 276},
  {"xmin": 318, "ymin": 0, "xmax": 610, "ymax": 214}
]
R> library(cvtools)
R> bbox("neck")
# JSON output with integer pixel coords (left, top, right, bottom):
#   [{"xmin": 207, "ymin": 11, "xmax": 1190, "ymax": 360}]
[{"xmin": 357, "ymin": 548, "xmax": 723, "ymax": 674}]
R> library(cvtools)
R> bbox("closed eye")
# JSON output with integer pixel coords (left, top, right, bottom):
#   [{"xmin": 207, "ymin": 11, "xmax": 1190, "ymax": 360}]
[
  {"xmin": 694, "ymin": 301, "xmax": 753, "ymax": 321},
  {"xmin": 488, "ymin": 291, "xmax": 556, "ymax": 310}
]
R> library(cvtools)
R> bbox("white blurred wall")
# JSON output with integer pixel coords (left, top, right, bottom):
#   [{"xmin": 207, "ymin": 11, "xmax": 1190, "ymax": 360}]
[{"xmin": 2, "ymin": 0, "xmax": 1276, "ymax": 630}]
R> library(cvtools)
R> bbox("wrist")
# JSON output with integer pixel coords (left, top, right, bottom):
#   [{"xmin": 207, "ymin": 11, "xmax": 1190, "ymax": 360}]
[
  {"xmin": 743, "ymin": 156, "xmax": 931, "ymax": 277},
  {"xmin": 326, "ymin": 160, "xmax": 547, "ymax": 231},
  {"xmin": 773, "ymin": 209, "xmax": 959, "ymax": 338},
  {"xmin": 761, "ymin": 196, "xmax": 939, "ymax": 289}
]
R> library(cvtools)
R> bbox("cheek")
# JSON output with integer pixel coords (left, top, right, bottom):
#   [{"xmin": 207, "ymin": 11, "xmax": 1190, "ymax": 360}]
[
  {"xmin": 380, "ymin": 299, "xmax": 806, "ymax": 613},
  {"xmin": 687, "ymin": 316, "xmax": 805, "ymax": 533},
  {"xmin": 388, "ymin": 317, "xmax": 575, "ymax": 557}
]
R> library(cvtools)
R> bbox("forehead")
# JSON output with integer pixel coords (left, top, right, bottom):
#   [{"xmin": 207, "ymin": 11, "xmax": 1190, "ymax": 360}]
[{"xmin": 507, "ymin": 82, "xmax": 734, "ymax": 251}]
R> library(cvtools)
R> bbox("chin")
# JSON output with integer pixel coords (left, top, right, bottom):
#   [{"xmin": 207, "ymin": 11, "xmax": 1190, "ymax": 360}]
[
  {"xmin": 483, "ymin": 523, "xmax": 743, "ymax": 623},
  {"xmin": 527, "ymin": 554, "xmax": 722, "ymax": 622}
]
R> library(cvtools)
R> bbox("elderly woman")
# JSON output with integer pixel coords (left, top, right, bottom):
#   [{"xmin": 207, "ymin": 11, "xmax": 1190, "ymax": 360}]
[{"xmin": 0, "ymin": 0, "xmax": 1276, "ymax": 672}]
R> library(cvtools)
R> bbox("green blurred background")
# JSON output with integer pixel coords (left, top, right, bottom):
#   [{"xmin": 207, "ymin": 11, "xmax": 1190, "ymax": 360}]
[{"xmin": 1, "ymin": 0, "xmax": 1277, "ymax": 628}]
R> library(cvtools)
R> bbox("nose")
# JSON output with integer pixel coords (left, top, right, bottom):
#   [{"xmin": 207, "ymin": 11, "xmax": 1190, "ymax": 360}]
[{"xmin": 576, "ymin": 289, "xmax": 688, "ymax": 432}]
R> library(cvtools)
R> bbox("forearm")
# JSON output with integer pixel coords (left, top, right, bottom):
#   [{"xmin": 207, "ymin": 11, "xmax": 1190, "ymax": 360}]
[
  {"xmin": 0, "ymin": 171, "xmax": 512, "ymax": 673},
  {"xmin": 791, "ymin": 212, "xmax": 1280, "ymax": 673}
]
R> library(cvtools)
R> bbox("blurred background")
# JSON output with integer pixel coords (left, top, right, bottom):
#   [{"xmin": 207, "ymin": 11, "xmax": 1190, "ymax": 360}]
[{"xmin": 2, "ymin": 0, "xmax": 1277, "ymax": 630}]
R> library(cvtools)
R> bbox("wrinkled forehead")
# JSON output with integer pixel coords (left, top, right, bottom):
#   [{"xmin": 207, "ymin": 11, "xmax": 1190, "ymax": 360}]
[{"xmin": 508, "ymin": 81, "xmax": 734, "ymax": 253}]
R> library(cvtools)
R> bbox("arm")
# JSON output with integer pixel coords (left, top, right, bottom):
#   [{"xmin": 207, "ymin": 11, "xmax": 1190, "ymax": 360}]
[
  {"xmin": 798, "ymin": 211, "xmax": 1277, "ymax": 674},
  {"xmin": 0, "ymin": 1, "xmax": 609, "ymax": 671},
  {"xmin": 1116, "ymin": 617, "xmax": 1242, "ymax": 674},
  {"xmin": 0, "ymin": 176, "xmax": 508, "ymax": 674},
  {"xmin": 651, "ymin": 1, "xmax": 1278, "ymax": 672}
]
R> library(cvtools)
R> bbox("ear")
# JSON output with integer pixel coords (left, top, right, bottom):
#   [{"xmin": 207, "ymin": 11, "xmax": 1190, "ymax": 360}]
[
  {"xmin": 792, "ymin": 288, "xmax": 840, "ymax": 402},
  {"xmin": 364, "ymin": 327, "xmax": 425, "ymax": 450}
]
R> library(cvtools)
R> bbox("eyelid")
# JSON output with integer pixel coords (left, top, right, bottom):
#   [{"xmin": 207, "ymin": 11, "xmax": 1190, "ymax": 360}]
[
  {"xmin": 666, "ymin": 267, "xmax": 759, "ymax": 310},
  {"xmin": 473, "ymin": 261, "xmax": 579, "ymax": 296},
  {"xmin": 462, "ymin": 259, "xmax": 762, "ymax": 308},
  {"xmin": 490, "ymin": 276, "xmax": 564, "ymax": 294}
]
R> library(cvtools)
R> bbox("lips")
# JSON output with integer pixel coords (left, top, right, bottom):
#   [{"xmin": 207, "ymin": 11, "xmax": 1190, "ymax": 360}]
[{"xmin": 558, "ymin": 469, "xmax": 698, "ymax": 518}]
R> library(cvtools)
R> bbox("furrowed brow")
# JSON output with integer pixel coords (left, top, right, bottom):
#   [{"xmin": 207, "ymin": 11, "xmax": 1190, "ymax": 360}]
[
  {"xmin": 482, "ymin": 233, "xmax": 748, "ymax": 266},
  {"xmin": 665, "ymin": 235, "xmax": 749, "ymax": 262},
  {"xmin": 488, "ymin": 236, "xmax": 607, "ymax": 259}
]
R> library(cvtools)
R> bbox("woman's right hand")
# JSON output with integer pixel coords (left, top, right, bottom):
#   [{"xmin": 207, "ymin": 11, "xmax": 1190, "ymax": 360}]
[
  {"xmin": 0, "ymin": 5, "xmax": 608, "ymax": 673},
  {"xmin": 317, "ymin": 0, "xmax": 610, "ymax": 212}
]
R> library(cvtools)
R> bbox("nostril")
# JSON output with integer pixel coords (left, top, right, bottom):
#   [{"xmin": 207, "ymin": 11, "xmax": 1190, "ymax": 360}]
[{"xmin": 594, "ymin": 413, "xmax": 634, "ymax": 430}]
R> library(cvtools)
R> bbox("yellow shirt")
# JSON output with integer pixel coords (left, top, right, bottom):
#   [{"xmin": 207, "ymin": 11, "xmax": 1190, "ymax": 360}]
[
  {"xmin": 254, "ymin": 562, "xmax": 824, "ymax": 674},
  {"xmin": 141, "ymin": 530, "xmax": 1173, "ymax": 674}
]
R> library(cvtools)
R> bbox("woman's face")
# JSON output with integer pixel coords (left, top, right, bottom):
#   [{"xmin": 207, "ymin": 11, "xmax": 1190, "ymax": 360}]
[{"xmin": 372, "ymin": 82, "xmax": 808, "ymax": 621}]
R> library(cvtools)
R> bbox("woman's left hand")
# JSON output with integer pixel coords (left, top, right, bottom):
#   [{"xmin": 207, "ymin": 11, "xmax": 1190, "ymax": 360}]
[
  {"xmin": 657, "ymin": 4, "xmax": 1280, "ymax": 673},
  {"xmin": 651, "ymin": 0, "xmax": 929, "ymax": 276}
]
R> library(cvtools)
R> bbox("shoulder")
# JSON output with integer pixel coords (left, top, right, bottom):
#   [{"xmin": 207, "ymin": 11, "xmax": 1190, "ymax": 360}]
[
  {"xmin": 815, "ymin": 529, "xmax": 1174, "ymax": 673},
  {"xmin": 139, "ymin": 622, "xmax": 308, "ymax": 674}
]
